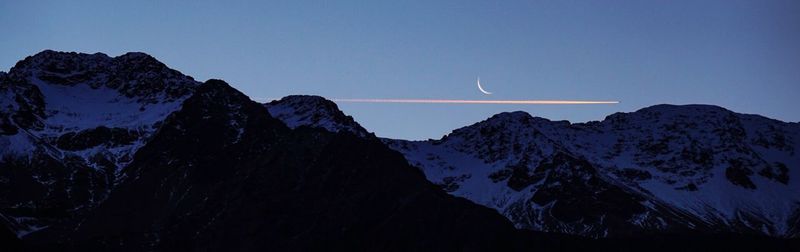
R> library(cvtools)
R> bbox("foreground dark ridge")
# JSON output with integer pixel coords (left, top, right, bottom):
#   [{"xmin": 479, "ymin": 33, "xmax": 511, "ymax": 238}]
[{"xmin": 0, "ymin": 51, "xmax": 797, "ymax": 251}]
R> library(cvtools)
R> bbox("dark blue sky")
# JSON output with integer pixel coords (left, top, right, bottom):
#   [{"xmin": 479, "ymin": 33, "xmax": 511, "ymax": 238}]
[{"xmin": 2, "ymin": 1, "xmax": 798, "ymax": 139}]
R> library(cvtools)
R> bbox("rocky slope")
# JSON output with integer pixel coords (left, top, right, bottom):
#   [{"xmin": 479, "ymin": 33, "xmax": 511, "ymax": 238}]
[{"xmin": 266, "ymin": 96, "xmax": 800, "ymax": 238}]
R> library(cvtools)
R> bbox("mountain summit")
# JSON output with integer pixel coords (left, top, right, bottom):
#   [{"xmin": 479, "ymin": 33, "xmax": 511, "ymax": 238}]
[{"xmin": 265, "ymin": 95, "xmax": 370, "ymax": 137}]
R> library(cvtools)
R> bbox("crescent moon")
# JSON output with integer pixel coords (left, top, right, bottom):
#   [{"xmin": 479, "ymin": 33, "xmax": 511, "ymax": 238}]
[{"xmin": 477, "ymin": 77, "xmax": 492, "ymax": 95}]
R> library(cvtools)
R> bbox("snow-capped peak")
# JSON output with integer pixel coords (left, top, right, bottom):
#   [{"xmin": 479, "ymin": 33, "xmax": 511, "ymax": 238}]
[{"xmin": 0, "ymin": 50, "xmax": 201, "ymax": 236}]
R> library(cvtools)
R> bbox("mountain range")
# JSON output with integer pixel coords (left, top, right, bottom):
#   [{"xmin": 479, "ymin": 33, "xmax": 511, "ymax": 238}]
[
  {"xmin": 267, "ymin": 94, "xmax": 800, "ymax": 238},
  {"xmin": 1, "ymin": 50, "xmax": 798, "ymax": 251}
]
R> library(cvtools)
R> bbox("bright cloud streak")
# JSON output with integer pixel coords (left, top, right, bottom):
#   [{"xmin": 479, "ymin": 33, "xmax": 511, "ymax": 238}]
[{"xmin": 330, "ymin": 98, "xmax": 619, "ymax": 105}]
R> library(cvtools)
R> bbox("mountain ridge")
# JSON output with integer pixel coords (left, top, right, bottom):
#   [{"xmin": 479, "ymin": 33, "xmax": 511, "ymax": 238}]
[{"xmin": 266, "ymin": 94, "xmax": 800, "ymax": 238}]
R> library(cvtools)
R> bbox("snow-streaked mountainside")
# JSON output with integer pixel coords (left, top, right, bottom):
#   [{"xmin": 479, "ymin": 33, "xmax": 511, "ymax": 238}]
[
  {"xmin": 0, "ymin": 50, "xmax": 199, "ymax": 237},
  {"xmin": 387, "ymin": 108, "xmax": 800, "ymax": 237},
  {"xmin": 267, "ymin": 95, "xmax": 800, "ymax": 238}
]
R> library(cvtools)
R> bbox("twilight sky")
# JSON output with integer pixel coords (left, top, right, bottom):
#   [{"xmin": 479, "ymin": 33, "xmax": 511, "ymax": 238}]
[{"xmin": 2, "ymin": 1, "xmax": 798, "ymax": 140}]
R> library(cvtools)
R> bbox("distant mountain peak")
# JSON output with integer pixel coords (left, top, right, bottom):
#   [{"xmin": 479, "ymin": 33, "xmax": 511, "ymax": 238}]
[
  {"xmin": 604, "ymin": 104, "xmax": 734, "ymax": 122},
  {"xmin": 12, "ymin": 50, "xmax": 111, "ymax": 74},
  {"xmin": 265, "ymin": 95, "xmax": 370, "ymax": 137},
  {"xmin": 18, "ymin": 50, "xmax": 159, "ymax": 67},
  {"xmin": 8, "ymin": 50, "xmax": 197, "ymax": 103},
  {"xmin": 116, "ymin": 51, "xmax": 157, "ymax": 60},
  {"xmin": 491, "ymin": 111, "xmax": 534, "ymax": 119}
]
